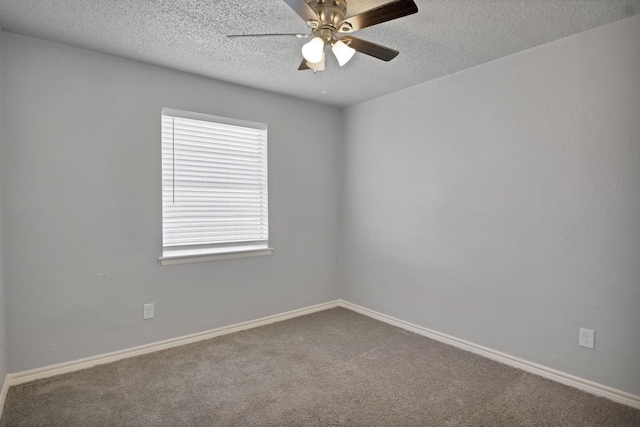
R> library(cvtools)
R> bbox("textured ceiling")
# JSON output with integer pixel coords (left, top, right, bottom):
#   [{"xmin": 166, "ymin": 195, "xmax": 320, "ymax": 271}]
[{"xmin": 0, "ymin": 0, "xmax": 638, "ymax": 107}]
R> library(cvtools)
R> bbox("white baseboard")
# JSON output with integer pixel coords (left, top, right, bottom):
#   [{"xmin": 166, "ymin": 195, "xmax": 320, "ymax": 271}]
[
  {"xmin": 7, "ymin": 300, "xmax": 340, "ymax": 387},
  {"xmin": 4, "ymin": 298, "xmax": 639, "ymax": 411},
  {"xmin": 0, "ymin": 374, "xmax": 9, "ymax": 420},
  {"xmin": 337, "ymin": 300, "xmax": 640, "ymax": 410}
]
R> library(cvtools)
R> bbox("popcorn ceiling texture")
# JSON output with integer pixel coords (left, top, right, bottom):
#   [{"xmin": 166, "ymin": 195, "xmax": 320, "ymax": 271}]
[{"xmin": 0, "ymin": 0, "xmax": 638, "ymax": 106}]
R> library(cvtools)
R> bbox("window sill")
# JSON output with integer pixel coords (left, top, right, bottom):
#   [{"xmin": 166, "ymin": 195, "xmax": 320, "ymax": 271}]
[{"xmin": 159, "ymin": 246, "xmax": 274, "ymax": 266}]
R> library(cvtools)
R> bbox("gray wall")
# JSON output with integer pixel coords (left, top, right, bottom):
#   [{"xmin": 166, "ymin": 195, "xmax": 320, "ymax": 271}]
[
  {"xmin": 341, "ymin": 15, "xmax": 640, "ymax": 396},
  {"xmin": 1, "ymin": 14, "xmax": 638, "ymax": 399},
  {"xmin": 1, "ymin": 33, "xmax": 341, "ymax": 372},
  {"xmin": 0, "ymin": 26, "xmax": 8, "ymax": 384}
]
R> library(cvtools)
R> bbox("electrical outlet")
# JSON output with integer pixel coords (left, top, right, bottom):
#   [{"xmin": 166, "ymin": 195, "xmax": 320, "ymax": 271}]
[
  {"xmin": 579, "ymin": 328, "xmax": 594, "ymax": 349},
  {"xmin": 143, "ymin": 303, "xmax": 154, "ymax": 320}
]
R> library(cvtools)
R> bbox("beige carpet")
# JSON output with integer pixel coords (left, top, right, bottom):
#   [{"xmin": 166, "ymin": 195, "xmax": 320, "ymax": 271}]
[{"xmin": 1, "ymin": 307, "xmax": 638, "ymax": 426}]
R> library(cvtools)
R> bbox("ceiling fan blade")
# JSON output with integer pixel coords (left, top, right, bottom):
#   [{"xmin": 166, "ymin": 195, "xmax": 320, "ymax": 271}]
[
  {"xmin": 339, "ymin": 0, "xmax": 418, "ymax": 32},
  {"xmin": 283, "ymin": 0, "xmax": 319, "ymax": 23},
  {"xmin": 340, "ymin": 36, "xmax": 399, "ymax": 61},
  {"xmin": 228, "ymin": 33, "xmax": 311, "ymax": 38}
]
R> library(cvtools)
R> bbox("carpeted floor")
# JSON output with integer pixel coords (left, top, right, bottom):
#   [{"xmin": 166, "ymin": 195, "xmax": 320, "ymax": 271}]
[{"xmin": 1, "ymin": 307, "xmax": 639, "ymax": 426}]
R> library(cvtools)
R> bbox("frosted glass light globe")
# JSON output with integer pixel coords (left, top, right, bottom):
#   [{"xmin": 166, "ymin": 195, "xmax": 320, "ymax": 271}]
[
  {"xmin": 332, "ymin": 40, "xmax": 356, "ymax": 66},
  {"xmin": 302, "ymin": 37, "xmax": 324, "ymax": 64}
]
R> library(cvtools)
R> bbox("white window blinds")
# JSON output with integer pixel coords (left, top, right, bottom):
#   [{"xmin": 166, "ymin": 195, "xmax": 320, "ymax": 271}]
[{"xmin": 161, "ymin": 108, "xmax": 268, "ymax": 256}]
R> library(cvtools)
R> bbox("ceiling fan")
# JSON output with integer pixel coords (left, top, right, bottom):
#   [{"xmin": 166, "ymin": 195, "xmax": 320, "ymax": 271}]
[{"xmin": 228, "ymin": 0, "xmax": 418, "ymax": 71}]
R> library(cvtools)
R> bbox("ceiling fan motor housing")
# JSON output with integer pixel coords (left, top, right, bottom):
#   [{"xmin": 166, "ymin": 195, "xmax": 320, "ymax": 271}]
[{"xmin": 308, "ymin": 0, "xmax": 349, "ymax": 44}]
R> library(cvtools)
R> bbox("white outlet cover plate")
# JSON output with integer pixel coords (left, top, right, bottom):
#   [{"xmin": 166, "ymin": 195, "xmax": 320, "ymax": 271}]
[
  {"xmin": 144, "ymin": 303, "xmax": 154, "ymax": 320},
  {"xmin": 579, "ymin": 328, "xmax": 595, "ymax": 349}
]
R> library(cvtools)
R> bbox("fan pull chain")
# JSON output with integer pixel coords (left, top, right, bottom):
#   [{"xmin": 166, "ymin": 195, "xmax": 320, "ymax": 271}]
[{"xmin": 321, "ymin": 62, "xmax": 328, "ymax": 95}]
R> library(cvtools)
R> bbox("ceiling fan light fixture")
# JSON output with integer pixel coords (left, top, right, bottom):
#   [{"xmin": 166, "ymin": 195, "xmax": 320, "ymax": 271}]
[
  {"xmin": 332, "ymin": 40, "xmax": 356, "ymax": 66},
  {"xmin": 301, "ymin": 37, "xmax": 325, "ymax": 63}
]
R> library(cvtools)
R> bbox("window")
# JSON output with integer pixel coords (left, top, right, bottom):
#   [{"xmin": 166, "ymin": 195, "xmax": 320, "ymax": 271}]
[{"xmin": 159, "ymin": 108, "xmax": 271, "ymax": 265}]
